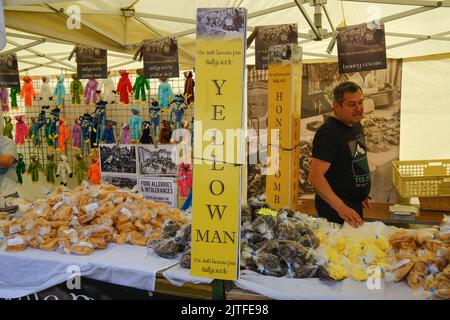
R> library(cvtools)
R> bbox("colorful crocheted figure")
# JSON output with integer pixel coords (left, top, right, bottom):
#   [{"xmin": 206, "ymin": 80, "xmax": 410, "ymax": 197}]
[
  {"xmin": 178, "ymin": 162, "xmax": 192, "ymax": 198},
  {"xmin": 169, "ymin": 94, "xmax": 186, "ymax": 130},
  {"xmin": 98, "ymin": 71, "xmax": 116, "ymax": 104},
  {"xmin": 103, "ymin": 120, "xmax": 116, "ymax": 144},
  {"xmin": 158, "ymin": 119, "xmax": 172, "ymax": 144},
  {"xmin": 14, "ymin": 115, "xmax": 28, "ymax": 145},
  {"xmin": 149, "ymin": 100, "xmax": 161, "ymax": 147},
  {"xmin": 3, "ymin": 116, "xmax": 13, "ymax": 139},
  {"xmin": 74, "ymin": 153, "xmax": 87, "ymax": 185},
  {"xmin": 49, "ymin": 107, "xmax": 61, "ymax": 150},
  {"xmin": 157, "ymin": 78, "xmax": 172, "ymax": 108},
  {"xmin": 133, "ymin": 68, "xmax": 150, "ymax": 102},
  {"xmin": 129, "ymin": 106, "xmax": 142, "ymax": 143},
  {"xmin": 28, "ymin": 155, "xmax": 41, "ymax": 183},
  {"xmin": 46, "ymin": 153, "xmax": 57, "ymax": 184},
  {"xmin": 20, "ymin": 76, "xmax": 36, "ymax": 108},
  {"xmin": 87, "ymin": 157, "xmax": 101, "ymax": 185},
  {"xmin": 140, "ymin": 121, "xmax": 152, "ymax": 144},
  {"xmin": 57, "ymin": 117, "xmax": 70, "ymax": 151},
  {"xmin": 16, "ymin": 153, "xmax": 26, "ymax": 184},
  {"xmin": 56, "ymin": 154, "xmax": 73, "ymax": 186},
  {"xmin": 29, "ymin": 115, "xmax": 43, "ymax": 147},
  {"xmin": 80, "ymin": 112, "xmax": 93, "ymax": 156},
  {"xmin": 44, "ymin": 117, "xmax": 53, "ymax": 147},
  {"xmin": 92, "ymin": 100, "xmax": 107, "ymax": 147},
  {"xmin": 40, "ymin": 76, "xmax": 53, "ymax": 109},
  {"xmin": 0, "ymin": 87, "xmax": 9, "ymax": 112},
  {"xmin": 10, "ymin": 86, "xmax": 20, "ymax": 109},
  {"xmin": 70, "ymin": 74, "xmax": 83, "ymax": 105},
  {"xmin": 84, "ymin": 78, "xmax": 99, "ymax": 105},
  {"xmin": 117, "ymin": 70, "xmax": 133, "ymax": 105},
  {"xmin": 54, "ymin": 74, "xmax": 66, "ymax": 107},
  {"xmin": 183, "ymin": 71, "xmax": 195, "ymax": 106},
  {"xmin": 120, "ymin": 123, "xmax": 131, "ymax": 144},
  {"xmin": 72, "ymin": 118, "xmax": 82, "ymax": 149}
]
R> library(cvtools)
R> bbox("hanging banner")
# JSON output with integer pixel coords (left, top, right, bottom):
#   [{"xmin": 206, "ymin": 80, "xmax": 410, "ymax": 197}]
[
  {"xmin": 0, "ymin": 53, "xmax": 20, "ymax": 88},
  {"xmin": 76, "ymin": 45, "xmax": 107, "ymax": 79},
  {"xmin": 192, "ymin": 7, "xmax": 246, "ymax": 280},
  {"xmin": 337, "ymin": 22, "xmax": 387, "ymax": 74},
  {"xmin": 266, "ymin": 44, "xmax": 302, "ymax": 211},
  {"xmin": 255, "ymin": 24, "xmax": 298, "ymax": 70},
  {"xmin": 0, "ymin": 1, "xmax": 6, "ymax": 51},
  {"xmin": 143, "ymin": 37, "xmax": 179, "ymax": 79},
  {"xmin": 138, "ymin": 177, "xmax": 177, "ymax": 207}
]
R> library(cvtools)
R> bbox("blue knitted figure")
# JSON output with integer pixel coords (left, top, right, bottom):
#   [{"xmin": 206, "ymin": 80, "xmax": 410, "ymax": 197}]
[
  {"xmin": 49, "ymin": 107, "xmax": 60, "ymax": 150},
  {"xmin": 93, "ymin": 100, "xmax": 107, "ymax": 147},
  {"xmin": 129, "ymin": 106, "xmax": 142, "ymax": 143},
  {"xmin": 80, "ymin": 112, "xmax": 93, "ymax": 156},
  {"xmin": 103, "ymin": 120, "xmax": 116, "ymax": 144},
  {"xmin": 53, "ymin": 74, "xmax": 66, "ymax": 107},
  {"xmin": 157, "ymin": 78, "xmax": 172, "ymax": 108},
  {"xmin": 30, "ymin": 110, "xmax": 46, "ymax": 146},
  {"xmin": 149, "ymin": 100, "xmax": 161, "ymax": 147},
  {"xmin": 169, "ymin": 94, "xmax": 186, "ymax": 130}
]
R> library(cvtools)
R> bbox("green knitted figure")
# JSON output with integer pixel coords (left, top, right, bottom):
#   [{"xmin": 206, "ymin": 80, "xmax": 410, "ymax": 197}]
[
  {"xmin": 10, "ymin": 86, "xmax": 20, "ymax": 109},
  {"xmin": 28, "ymin": 155, "xmax": 41, "ymax": 183},
  {"xmin": 46, "ymin": 153, "xmax": 57, "ymax": 184},
  {"xmin": 3, "ymin": 116, "xmax": 13, "ymax": 139},
  {"xmin": 74, "ymin": 153, "xmax": 87, "ymax": 185},
  {"xmin": 16, "ymin": 153, "xmax": 26, "ymax": 184},
  {"xmin": 45, "ymin": 117, "xmax": 53, "ymax": 147},
  {"xmin": 133, "ymin": 68, "xmax": 150, "ymax": 102},
  {"xmin": 70, "ymin": 74, "xmax": 83, "ymax": 105}
]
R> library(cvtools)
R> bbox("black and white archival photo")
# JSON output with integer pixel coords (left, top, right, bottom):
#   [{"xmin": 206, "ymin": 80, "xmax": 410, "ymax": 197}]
[
  {"xmin": 99, "ymin": 144, "xmax": 137, "ymax": 174},
  {"xmin": 102, "ymin": 174, "xmax": 138, "ymax": 190},
  {"xmin": 197, "ymin": 7, "xmax": 246, "ymax": 39},
  {"xmin": 137, "ymin": 144, "xmax": 178, "ymax": 176}
]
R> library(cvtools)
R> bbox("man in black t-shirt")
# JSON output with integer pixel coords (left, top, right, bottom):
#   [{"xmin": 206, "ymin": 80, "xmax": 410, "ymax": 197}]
[{"xmin": 309, "ymin": 81, "xmax": 371, "ymax": 227}]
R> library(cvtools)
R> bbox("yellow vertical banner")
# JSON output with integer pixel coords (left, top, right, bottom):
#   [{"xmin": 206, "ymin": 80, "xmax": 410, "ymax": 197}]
[
  {"xmin": 266, "ymin": 45, "xmax": 302, "ymax": 211},
  {"xmin": 191, "ymin": 8, "xmax": 246, "ymax": 280}
]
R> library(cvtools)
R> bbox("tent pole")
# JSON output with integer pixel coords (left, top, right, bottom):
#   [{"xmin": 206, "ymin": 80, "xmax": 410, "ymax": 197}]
[
  {"xmin": 1, "ymin": 39, "xmax": 45, "ymax": 55},
  {"xmin": 294, "ymin": 0, "xmax": 320, "ymax": 40},
  {"xmin": 342, "ymin": 0, "xmax": 449, "ymax": 7},
  {"xmin": 7, "ymin": 38, "xmax": 76, "ymax": 70}
]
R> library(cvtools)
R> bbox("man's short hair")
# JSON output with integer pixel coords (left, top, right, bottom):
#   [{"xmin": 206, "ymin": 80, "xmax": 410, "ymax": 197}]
[{"xmin": 333, "ymin": 81, "xmax": 362, "ymax": 104}]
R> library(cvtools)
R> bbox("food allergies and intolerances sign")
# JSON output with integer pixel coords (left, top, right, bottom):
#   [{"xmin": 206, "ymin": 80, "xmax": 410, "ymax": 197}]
[
  {"xmin": 138, "ymin": 177, "xmax": 177, "ymax": 208},
  {"xmin": 191, "ymin": 7, "xmax": 246, "ymax": 281},
  {"xmin": 337, "ymin": 22, "xmax": 387, "ymax": 74},
  {"xmin": 76, "ymin": 45, "xmax": 107, "ymax": 79}
]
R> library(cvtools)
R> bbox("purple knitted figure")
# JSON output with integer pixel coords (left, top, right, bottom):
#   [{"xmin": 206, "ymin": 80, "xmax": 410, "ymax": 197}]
[
  {"xmin": 0, "ymin": 87, "xmax": 9, "ymax": 112},
  {"xmin": 121, "ymin": 123, "xmax": 131, "ymax": 144},
  {"xmin": 72, "ymin": 119, "xmax": 82, "ymax": 149},
  {"xmin": 84, "ymin": 79, "xmax": 99, "ymax": 105}
]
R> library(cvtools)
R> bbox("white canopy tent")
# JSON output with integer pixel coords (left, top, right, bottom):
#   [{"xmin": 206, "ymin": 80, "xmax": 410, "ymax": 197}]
[
  {"xmin": 2, "ymin": 0, "xmax": 450, "ymax": 75},
  {"xmin": 1, "ymin": 0, "xmax": 450, "ymax": 162}
]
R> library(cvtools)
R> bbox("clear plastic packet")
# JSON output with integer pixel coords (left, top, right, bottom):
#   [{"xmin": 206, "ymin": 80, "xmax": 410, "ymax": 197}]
[{"xmin": 253, "ymin": 253, "xmax": 287, "ymax": 277}]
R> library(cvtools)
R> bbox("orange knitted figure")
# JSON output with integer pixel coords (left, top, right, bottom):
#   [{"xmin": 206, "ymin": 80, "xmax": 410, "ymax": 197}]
[
  {"xmin": 57, "ymin": 117, "xmax": 70, "ymax": 151},
  {"xmin": 20, "ymin": 76, "xmax": 37, "ymax": 107},
  {"xmin": 87, "ymin": 157, "xmax": 101, "ymax": 185}
]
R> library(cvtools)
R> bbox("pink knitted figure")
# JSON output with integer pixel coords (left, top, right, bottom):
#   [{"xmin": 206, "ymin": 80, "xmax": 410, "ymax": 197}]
[
  {"xmin": 84, "ymin": 78, "xmax": 99, "ymax": 105},
  {"xmin": 178, "ymin": 162, "xmax": 192, "ymax": 197},
  {"xmin": 0, "ymin": 87, "xmax": 9, "ymax": 112},
  {"xmin": 72, "ymin": 118, "xmax": 82, "ymax": 149},
  {"xmin": 15, "ymin": 115, "xmax": 28, "ymax": 145},
  {"xmin": 121, "ymin": 123, "xmax": 131, "ymax": 144}
]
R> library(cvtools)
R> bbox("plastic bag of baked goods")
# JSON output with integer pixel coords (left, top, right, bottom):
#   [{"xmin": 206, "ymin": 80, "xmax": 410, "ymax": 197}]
[
  {"xmin": 6, "ymin": 235, "xmax": 26, "ymax": 252},
  {"xmin": 384, "ymin": 258, "xmax": 415, "ymax": 282},
  {"xmin": 253, "ymin": 252, "xmax": 287, "ymax": 277},
  {"xmin": 179, "ymin": 249, "xmax": 191, "ymax": 269},
  {"xmin": 250, "ymin": 215, "xmax": 277, "ymax": 242},
  {"xmin": 150, "ymin": 238, "xmax": 183, "ymax": 259}
]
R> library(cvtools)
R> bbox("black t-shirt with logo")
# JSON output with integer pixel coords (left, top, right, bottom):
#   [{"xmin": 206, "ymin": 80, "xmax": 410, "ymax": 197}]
[{"xmin": 312, "ymin": 116, "xmax": 371, "ymax": 203}]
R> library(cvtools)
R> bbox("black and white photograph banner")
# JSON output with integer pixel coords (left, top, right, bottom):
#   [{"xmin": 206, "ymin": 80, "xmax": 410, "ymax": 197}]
[
  {"xmin": 99, "ymin": 144, "xmax": 137, "ymax": 174},
  {"xmin": 76, "ymin": 45, "xmax": 107, "ymax": 79},
  {"xmin": 337, "ymin": 22, "xmax": 387, "ymax": 74},
  {"xmin": 137, "ymin": 144, "xmax": 178, "ymax": 177},
  {"xmin": 142, "ymin": 37, "xmax": 179, "ymax": 79},
  {"xmin": 0, "ymin": 53, "xmax": 20, "ymax": 87}
]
